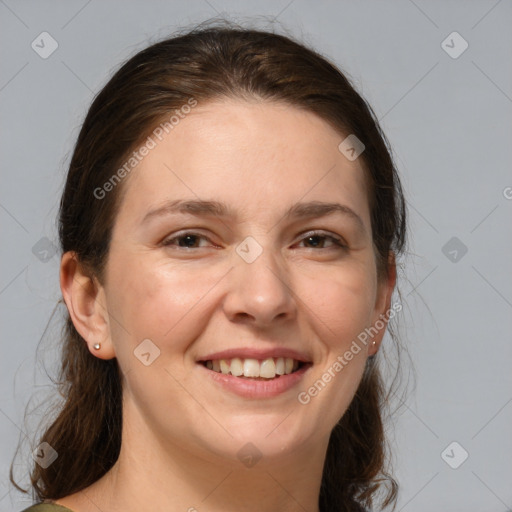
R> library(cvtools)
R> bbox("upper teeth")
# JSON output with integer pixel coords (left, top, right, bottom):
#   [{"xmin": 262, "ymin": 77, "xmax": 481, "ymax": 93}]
[{"xmin": 205, "ymin": 357, "xmax": 299, "ymax": 379}]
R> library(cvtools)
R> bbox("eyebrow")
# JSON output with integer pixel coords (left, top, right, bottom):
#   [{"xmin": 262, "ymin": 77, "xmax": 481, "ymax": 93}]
[{"xmin": 141, "ymin": 199, "xmax": 366, "ymax": 232}]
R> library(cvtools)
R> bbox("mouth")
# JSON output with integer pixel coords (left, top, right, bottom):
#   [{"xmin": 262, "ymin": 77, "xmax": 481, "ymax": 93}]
[{"xmin": 198, "ymin": 357, "xmax": 311, "ymax": 380}]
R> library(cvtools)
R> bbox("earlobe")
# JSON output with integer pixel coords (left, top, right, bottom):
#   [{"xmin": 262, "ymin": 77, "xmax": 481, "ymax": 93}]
[
  {"xmin": 59, "ymin": 251, "xmax": 116, "ymax": 360},
  {"xmin": 369, "ymin": 252, "xmax": 397, "ymax": 356}
]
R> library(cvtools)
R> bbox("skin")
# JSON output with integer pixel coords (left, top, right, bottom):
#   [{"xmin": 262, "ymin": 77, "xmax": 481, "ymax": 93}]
[{"xmin": 57, "ymin": 99, "xmax": 396, "ymax": 512}]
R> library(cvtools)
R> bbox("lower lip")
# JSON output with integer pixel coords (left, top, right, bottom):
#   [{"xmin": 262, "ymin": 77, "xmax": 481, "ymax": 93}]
[{"xmin": 198, "ymin": 363, "xmax": 312, "ymax": 399}]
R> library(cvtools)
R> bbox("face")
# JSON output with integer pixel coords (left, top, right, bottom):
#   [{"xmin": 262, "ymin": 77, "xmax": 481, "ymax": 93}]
[{"xmin": 90, "ymin": 99, "xmax": 394, "ymax": 466}]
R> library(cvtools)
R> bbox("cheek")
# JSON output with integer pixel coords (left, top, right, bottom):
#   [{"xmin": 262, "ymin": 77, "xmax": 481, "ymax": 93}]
[
  {"xmin": 298, "ymin": 269, "xmax": 375, "ymax": 419},
  {"xmin": 292, "ymin": 269, "xmax": 376, "ymax": 436},
  {"xmin": 105, "ymin": 257, "xmax": 226, "ymax": 361},
  {"xmin": 300, "ymin": 263, "xmax": 377, "ymax": 348}
]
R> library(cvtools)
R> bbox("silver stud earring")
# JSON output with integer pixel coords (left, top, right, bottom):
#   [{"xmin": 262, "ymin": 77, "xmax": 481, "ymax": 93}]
[
  {"xmin": 372, "ymin": 341, "xmax": 376, "ymax": 347},
  {"xmin": 93, "ymin": 343, "xmax": 101, "ymax": 350}
]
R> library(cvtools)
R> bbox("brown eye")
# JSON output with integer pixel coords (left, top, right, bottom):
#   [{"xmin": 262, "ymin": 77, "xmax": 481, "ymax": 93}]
[
  {"xmin": 162, "ymin": 232, "xmax": 210, "ymax": 249},
  {"xmin": 297, "ymin": 231, "xmax": 347, "ymax": 250}
]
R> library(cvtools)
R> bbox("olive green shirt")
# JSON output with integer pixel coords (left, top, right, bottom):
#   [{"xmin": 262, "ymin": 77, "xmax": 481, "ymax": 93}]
[
  {"xmin": 21, "ymin": 502, "xmax": 370, "ymax": 512},
  {"xmin": 21, "ymin": 504, "xmax": 73, "ymax": 512}
]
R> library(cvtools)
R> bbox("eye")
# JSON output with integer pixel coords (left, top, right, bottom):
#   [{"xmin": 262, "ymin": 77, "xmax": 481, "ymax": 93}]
[
  {"xmin": 161, "ymin": 230, "xmax": 347, "ymax": 251},
  {"xmin": 296, "ymin": 231, "xmax": 347, "ymax": 250},
  {"xmin": 161, "ymin": 232, "xmax": 212, "ymax": 249}
]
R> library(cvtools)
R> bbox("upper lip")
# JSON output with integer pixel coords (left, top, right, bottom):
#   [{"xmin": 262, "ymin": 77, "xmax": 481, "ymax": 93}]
[{"xmin": 197, "ymin": 347, "xmax": 312, "ymax": 363}]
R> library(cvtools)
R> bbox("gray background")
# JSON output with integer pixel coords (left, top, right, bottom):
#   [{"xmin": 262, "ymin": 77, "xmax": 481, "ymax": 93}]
[{"xmin": 1, "ymin": 0, "xmax": 511, "ymax": 510}]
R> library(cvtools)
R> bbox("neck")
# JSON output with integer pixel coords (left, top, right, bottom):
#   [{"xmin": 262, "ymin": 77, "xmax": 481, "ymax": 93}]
[{"xmin": 81, "ymin": 401, "xmax": 328, "ymax": 512}]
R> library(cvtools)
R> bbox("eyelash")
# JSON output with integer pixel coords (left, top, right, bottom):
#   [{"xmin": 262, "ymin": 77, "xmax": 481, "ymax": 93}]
[{"xmin": 161, "ymin": 231, "xmax": 347, "ymax": 251}]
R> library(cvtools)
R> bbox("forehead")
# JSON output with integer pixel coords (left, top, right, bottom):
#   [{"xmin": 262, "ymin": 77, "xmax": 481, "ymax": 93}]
[{"xmin": 115, "ymin": 98, "xmax": 371, "ymax": 229}]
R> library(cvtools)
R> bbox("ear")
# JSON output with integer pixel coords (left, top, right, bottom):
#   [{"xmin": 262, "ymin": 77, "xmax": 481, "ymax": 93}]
[
  {"xmin": 60, "ymin": 251, "xmax": 116, "ymax": 360},
  {"xmin": 368, "ymin": 251, "xmax": 397, "ymax": 356}
]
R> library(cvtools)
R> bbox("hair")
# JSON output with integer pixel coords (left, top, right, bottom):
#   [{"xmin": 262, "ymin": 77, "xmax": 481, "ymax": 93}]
[{"xmin": 11, "ymin": 20, "xmax": 407, "ymax": 512}]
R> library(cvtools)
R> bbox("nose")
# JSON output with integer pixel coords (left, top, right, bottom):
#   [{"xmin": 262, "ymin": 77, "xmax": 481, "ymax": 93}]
[{"xmin": 222, "ymin": 242, "xmax": 297, "ymax": 327}]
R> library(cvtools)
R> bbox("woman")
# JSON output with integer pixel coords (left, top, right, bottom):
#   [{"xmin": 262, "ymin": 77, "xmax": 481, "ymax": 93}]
[{"xmin": 13, "ymin": 22, "xmax": 406, "ymax": 512}]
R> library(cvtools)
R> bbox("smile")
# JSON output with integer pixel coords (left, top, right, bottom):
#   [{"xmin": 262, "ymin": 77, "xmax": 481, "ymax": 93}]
[
  {"xmin": 203, "ymin": 357, "xmax": 302, "ymax": 379},
  {"xmin": 197, "ymin": 357, "xmax": 313, "ymax": 399}
]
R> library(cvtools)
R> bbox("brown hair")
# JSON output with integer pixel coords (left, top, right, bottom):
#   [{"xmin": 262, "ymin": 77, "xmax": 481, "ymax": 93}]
[{"xmin": 11, "ymin": 21, "xmax": 406, "ymax": 511}]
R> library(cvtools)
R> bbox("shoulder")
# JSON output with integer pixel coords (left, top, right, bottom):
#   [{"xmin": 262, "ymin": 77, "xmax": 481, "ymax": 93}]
[{"xmin": 20, "ymin": 503, "xmax": 74, "ymax": 512}]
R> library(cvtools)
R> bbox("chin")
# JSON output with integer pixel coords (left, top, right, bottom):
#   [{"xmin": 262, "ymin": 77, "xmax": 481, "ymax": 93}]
[{"xmin": 216, "ymin": 413, "xmax": 318, "ymax": 460}]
